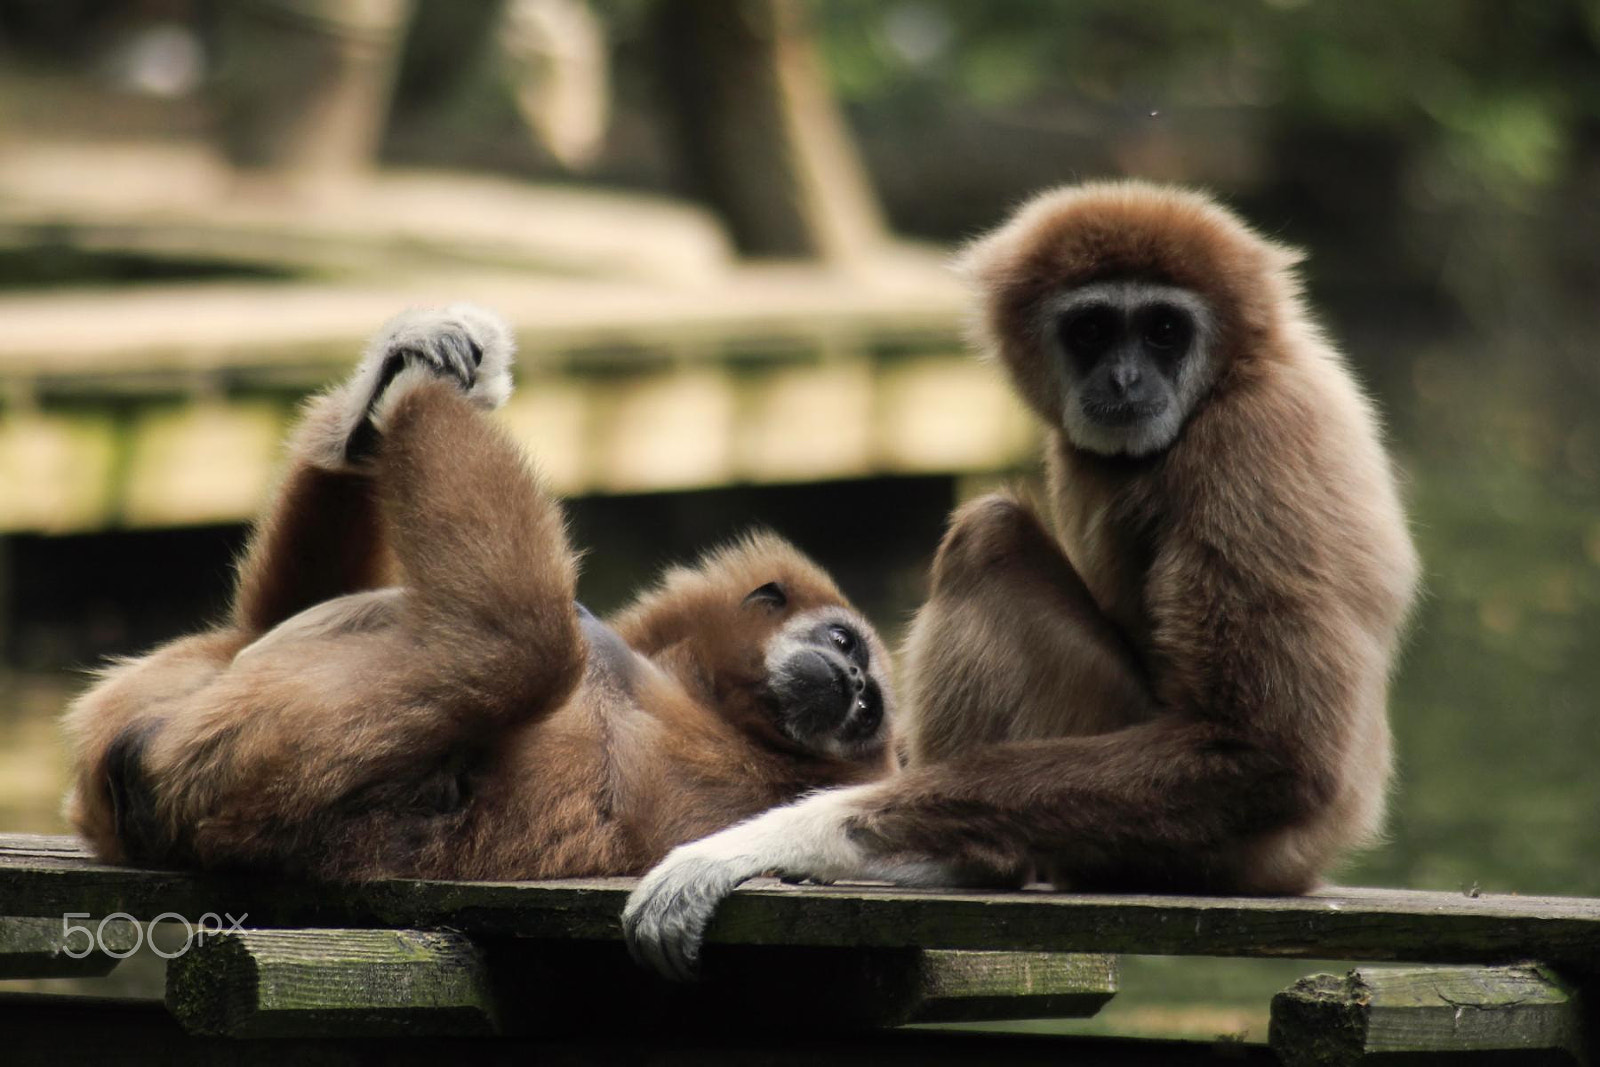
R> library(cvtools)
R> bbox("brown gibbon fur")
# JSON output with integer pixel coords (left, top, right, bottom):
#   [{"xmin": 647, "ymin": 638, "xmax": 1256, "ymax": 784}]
[
  {"xmin": 623, "ymin": 181, "xmax": 1420, "ymax": 981},
  {"xmin": 62, "ymin": 305, "xmax": 895, "ymax": 881}
]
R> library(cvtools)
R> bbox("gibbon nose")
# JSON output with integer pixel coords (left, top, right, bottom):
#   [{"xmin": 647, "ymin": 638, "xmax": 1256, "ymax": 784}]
[
  {"xmin": 1109, "ymin": 361, "xmax": 1143, "ymax": 396},
  {"xmin": 848, "ymin": 664, "xmax": 864, "ymax": 691}
]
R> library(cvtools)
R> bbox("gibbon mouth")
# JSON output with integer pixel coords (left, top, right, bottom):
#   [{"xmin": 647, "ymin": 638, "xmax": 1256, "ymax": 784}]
[
  {"xmin": 773, "ymin": 649, "xmax": 882, "ymax": 744},
  {"xmin": 1081, "ymin": 397, "xmax": 1167, "ymax": 426}
]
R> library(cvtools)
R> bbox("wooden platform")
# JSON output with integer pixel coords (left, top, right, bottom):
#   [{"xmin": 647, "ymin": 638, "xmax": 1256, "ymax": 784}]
[
  {"xmin": 4, "ymin": 834, "xmax": 1598, "ymax": 966},
  {"xmin": 2, "ymin": 834, "xmax": 1596, "ymax": 1061}
]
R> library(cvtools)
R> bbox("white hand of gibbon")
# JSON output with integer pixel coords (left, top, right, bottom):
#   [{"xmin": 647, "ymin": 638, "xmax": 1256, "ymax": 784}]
[{"xmin": 622, "ymin": 784, "xmax": 955, "ymax": 981}]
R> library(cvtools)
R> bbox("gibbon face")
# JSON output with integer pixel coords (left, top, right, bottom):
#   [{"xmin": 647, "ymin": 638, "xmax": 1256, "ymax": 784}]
[
  {"xmin": 961, "ymin": 181, "xmax": 1302, "ymax": 458},
  {"xmin": 611, "ymin": 533, "xmax": 894, "ymax": 763},
  {"xmin": 1045, "ymin": 280, "xmax": 1217, "ymax": 456},
  {"xmin": 749, "ymin": 586, "xmax": 888, "ymax": 759}
]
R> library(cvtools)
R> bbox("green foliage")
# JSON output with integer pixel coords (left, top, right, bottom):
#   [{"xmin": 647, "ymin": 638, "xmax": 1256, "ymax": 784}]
[{"xmin": 817, "ymin": 0, "xmax": 1600, "ymax": 199}]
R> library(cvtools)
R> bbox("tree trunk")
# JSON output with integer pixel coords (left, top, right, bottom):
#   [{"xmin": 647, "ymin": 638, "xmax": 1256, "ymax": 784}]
[{"xmin": 653, "ymin": 0, "xmax": 889, "ymax": 264}]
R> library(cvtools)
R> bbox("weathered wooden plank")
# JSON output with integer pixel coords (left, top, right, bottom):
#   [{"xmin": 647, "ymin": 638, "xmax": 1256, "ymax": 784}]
[
  {"xmin": 0, "ymin": 914, "xmax": 138, "ymax": 978},
  {"xmin": 3, "ymin": 835, "xmax": 1599, "ymax": 967},
  {"xmin": 166, "ymin": 928, "xmax": 497, "ymax": 1038},
  {"xmin": 1269, "ymin": 964, "xmax": 1586, "ymax": 1064},
  {"xmin": 0, "ymin": 268, "xmax": 962, "ymax": 377},
  {"xmin": 0, "ymin": 991, "xmax": 1282, "ymax": 1066}
]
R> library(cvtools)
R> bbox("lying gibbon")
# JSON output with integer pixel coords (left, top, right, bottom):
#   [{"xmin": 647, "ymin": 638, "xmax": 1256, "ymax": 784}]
[
  {"xmin": 63, "ymin": 305, "xmax": 894, "ymax": 880},
  {"xmin": 625, "ymin": 181, "xmax": 1420, "ymax": 980}
]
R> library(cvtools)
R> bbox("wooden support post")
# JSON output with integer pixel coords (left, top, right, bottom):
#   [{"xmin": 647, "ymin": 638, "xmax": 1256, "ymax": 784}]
[
  {"xmin": 902, "ymin": 950, "xmax": 1118, "ymax": 1024},
  {"xmin": 1270, "ymin": 964, "xmax": 1587, "ymax": 1064},
  {"xmin": 0, "ymin": 915, "xmax": 138, "ymax": 978},
  {"xmin": 652, "ymin": 0, "xmax": 890, "ymax": 264},
  {"xmin": 165, "ymin": 928, "xmax": 497, "ymax": 1038}
]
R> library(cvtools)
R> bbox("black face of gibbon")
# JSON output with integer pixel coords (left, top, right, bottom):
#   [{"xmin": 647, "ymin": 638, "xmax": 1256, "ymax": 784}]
[
  {"xmin": 746, "ymin": 582, "xmax": 888, "ymax": 757},
  {"xmin": 1051, "ymin": 279, "xmax": 1216, "ymax": 457}
]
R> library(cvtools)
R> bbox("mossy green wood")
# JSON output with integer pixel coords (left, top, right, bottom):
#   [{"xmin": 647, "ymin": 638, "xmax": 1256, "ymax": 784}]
[
  {"xmin": 1269, "ymin": 964, "xmax": 1586, "ymax": 1064},
  {"xmin": 0, "ymin": 914, "xmax": 138, "ymax": 978},
  {"xmin": 165, "ymin": 928, "xmax": 497, "ymax": 1038},
  {"xmin": 4, "ymin": 835, "xmax": 1600, "ymax": 967}
]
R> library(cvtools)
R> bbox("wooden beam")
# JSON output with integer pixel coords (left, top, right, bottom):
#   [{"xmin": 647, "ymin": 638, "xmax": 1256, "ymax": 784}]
[
  {"xmin": 163, "ymin": 927, "xmax": 1111, "ymax": 1035},
  {"xmin": 166, "ymin": 928, "xmax": 497, "ymax": 1038},
  {"xmin": 0, "ymin": 915, "xmax": 138, "ymax": 979},
  {"xmin": 3, "ymin": 835, "xmax": 1600, "ymax": 968},
  {"xmin": 483, "ymin": 941, "xmax": 1114, "ymax": 1031},
  {"xmin": 1269, "ymin": 964, "xmax": 1586, "ymax": 1064},
  {"xmin": 0, "ymin": 352, "xmax": 1033, "ymax": 535}
]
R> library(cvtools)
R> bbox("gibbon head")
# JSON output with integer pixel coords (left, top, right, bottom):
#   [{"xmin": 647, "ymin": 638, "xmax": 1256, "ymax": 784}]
[
  {"xmin": 611, "ymin": 532, "xmax": 893, "ymax": 763},
  {"xmin": 959, "ymin": 180, "xmax": 1306, "ymax": 458}
]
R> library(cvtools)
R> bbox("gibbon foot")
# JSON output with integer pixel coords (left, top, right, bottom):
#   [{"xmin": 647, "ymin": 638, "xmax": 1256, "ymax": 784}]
[{"xmin": 343, "ymin": 304, "xmax": 516, "ymax": 464}]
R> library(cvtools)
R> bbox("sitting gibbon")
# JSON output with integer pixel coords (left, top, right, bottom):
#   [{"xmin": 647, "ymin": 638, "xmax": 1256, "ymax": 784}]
[{"xmin": 63, "ymin": 305, "xmax": 895, "ymax": 880}]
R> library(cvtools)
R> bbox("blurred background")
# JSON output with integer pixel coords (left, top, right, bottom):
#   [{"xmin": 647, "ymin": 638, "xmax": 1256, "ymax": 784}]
[{"xmin": 1, "ymin": 0, "xmax": 1597, "ymax": 1043}]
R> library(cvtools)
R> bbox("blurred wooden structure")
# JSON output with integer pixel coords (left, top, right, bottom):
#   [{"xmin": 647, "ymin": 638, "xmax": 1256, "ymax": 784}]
[
  {"xmin": 0, "ymin": 144, "xmax": 1034, "ymax": 535},
  {"xmin": 1, "ymin": 833, "xmax": 1595, "ymax": 1062}
]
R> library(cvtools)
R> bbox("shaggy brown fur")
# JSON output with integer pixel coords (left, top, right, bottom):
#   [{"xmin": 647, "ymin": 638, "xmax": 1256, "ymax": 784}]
[
  {"xmin": 622, "ymin": 181, "xmax": 1421, "ymax": 981},
  {"xmin": 62, "ymin": 308, "xmax": 893, "ymax": 881}
]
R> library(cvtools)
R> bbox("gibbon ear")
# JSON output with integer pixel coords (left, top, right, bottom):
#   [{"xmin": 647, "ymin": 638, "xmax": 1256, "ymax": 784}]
[{"xmin": 742, "ymin": 582, "xmax": 788, "ymax": 610}]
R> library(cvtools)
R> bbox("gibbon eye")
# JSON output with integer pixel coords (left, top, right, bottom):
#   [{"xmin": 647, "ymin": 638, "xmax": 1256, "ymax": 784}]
[
  {"xmin": 743, "ymin": 582, "xmax": 788, "ymax": 609},
  {"xmin": 1144, "ymin": 305, "xmax": 1188, "ymax": 351},
  {"xmin": 1063, "ymin": 306, "xmax": 1117, "ymax": 352},
  {"xmin": 827, "ymin": 625, "xmax": 857, "ymax": 654}
]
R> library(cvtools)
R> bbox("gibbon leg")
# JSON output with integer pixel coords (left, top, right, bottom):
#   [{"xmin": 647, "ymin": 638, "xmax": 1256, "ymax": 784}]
[
  {"xmin": 368, "ymin": 374, "xmax": 583, "ymax": 716},
  {"xmin": 900, "ymin": 493, "xmax": 1153, "ymax": 763},
  {"xmin": 233, "ymin": 301, "xmax": 519, "ymax": 635}
]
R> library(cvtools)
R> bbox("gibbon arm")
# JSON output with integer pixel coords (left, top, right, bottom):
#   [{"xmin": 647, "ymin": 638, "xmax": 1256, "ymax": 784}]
[
  {"xmin": 231, "ymin": 393, "xmax": 391, "ymax": 634},
  {"xmin": 624, "ymin": 529, "xmax": 1347, "ymax": 979},
  {"xmin": 622, "ymin": 715, "xmax": 1307, "ymax": 979}
]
